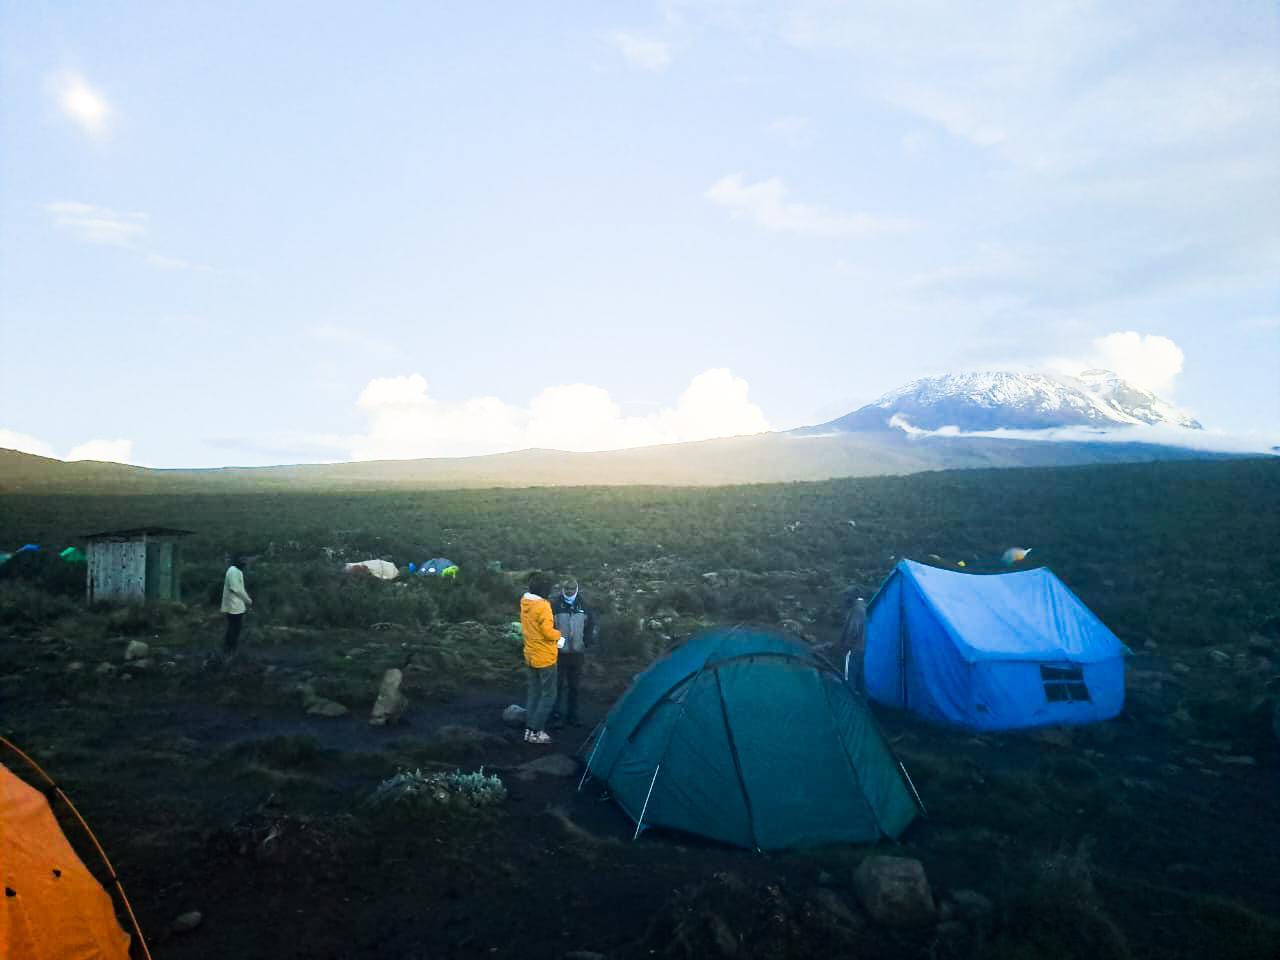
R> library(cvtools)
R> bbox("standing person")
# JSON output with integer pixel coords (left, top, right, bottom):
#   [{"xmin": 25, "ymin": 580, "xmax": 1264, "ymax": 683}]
[
  {"xmin": 549, "ymin": 577, "xmax": 594, "ymax": 729},
  {"xmin": 221, "ymin": 554, "xmax": 253, "ymax": 658},
  {"xmin": 520, "ymin": 572, "xmax": 562, "ymax": 744},
  {"xmin": 839, "ymin": 592, "xmax": 867, "ymax": 688}
]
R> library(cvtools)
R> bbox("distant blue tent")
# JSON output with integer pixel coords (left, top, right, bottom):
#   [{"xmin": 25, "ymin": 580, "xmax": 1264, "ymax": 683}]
[
  {"xmin": 419, "ymin": 558, "xmax": 458, "ymax": 577},
  {"xmin": 864, "ymin": 560, "xmax": 1127, "ymax": 732}
]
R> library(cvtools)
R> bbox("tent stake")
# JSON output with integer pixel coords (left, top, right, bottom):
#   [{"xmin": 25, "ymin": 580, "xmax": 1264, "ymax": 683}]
[
  {"xmin": 578, "ymin": 726, "xmax": 605, "ymax": 793},
  {"xmin": 633, "ymin": 764, "xmax": 660, "ymax": 841}
]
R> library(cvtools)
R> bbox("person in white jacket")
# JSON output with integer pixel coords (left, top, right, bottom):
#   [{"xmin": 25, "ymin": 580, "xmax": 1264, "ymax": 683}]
[{"xmin": 220, "ymin": 555, "xmax": 253, "ymax": 657}]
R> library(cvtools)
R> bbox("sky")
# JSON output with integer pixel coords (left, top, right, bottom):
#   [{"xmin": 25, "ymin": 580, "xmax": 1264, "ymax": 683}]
[{"xmin": 1, "ymin": 1, "xmax": 1276, "ymax": 468}]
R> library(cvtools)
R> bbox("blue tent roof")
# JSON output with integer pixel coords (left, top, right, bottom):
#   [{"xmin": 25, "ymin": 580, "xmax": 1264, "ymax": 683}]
[{"xmin": 872, "ymin": 560, "xmax": 1126, "ymax": 664}]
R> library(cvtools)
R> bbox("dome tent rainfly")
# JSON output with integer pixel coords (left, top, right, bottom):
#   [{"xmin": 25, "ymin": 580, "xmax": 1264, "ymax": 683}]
[
  {"xmin": 579, "ymin": 628, "xmax": 921, "ymax": 850},
  {"xmin": 1, "ymin": 748, "xmax": 143, "ymax": 959},
  {"xmin": 864, "ymin": 560, "xmax": 1128, "ymax": 732},
  {"xmin": 418, "ymin": 557, "xmax": 458, "ymax": 577}
]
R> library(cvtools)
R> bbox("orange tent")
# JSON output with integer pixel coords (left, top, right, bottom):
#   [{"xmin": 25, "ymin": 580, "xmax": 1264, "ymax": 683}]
[{"xmin": 1, "ymin": 762, "xmax": 132, "ymax": 959}]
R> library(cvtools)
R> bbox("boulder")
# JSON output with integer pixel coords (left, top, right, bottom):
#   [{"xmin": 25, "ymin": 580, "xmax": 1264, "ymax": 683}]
[
  {"xmin": 853, "ymin": 856, "xmax": 936, "ymax": 928},
  {"xmin": 306, "ymin": 698, "xmax": 349, "ymax": 718},
  {"xmin": 369, "ymin": 668, "xmax": 407, "ymax": 726},
  {"xmin": 502, "ymin": 704, "xmax": 528, "ymax": 727},
  {"xmin": 124, "ymin": 640, "xmax": 150, "ymax": 662},
  {"xmin": 949, "ymin": 889, "xmax": 994, "ymax": 928}
]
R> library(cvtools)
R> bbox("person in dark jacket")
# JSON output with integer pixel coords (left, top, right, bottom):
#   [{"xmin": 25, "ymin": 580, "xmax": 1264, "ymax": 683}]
[
  {"xmin": 839, "ymin": 592, "xmax": 867, "ymax": 689},
  {"xmin": 549, "ymin": 577, "xmax": 594, "ymax": 728}
]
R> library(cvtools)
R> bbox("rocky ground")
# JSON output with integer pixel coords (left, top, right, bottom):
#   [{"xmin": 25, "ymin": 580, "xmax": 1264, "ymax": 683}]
[{"xmin": 2, "ymin": 589, "xmax": 1279, "ymax": 960}]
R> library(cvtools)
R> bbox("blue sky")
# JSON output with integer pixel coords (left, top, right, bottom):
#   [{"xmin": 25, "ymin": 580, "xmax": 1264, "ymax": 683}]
[{"xmin": 1, "ymin": 1, "xmax": 1276, "ymax": 467}]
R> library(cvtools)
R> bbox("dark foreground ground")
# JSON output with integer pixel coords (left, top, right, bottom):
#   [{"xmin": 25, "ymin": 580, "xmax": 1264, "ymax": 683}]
[{"xmin": 2, "ymin": 613, "xmax": 1278, "ymax": 960}]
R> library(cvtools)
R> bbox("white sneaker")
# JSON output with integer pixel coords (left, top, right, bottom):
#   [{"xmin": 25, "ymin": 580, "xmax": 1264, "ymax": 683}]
[
  {"xmin": 523, "ymin": 729, "xmax": 532, "ymax": 742},
  {"xmin": 528, "ymin": 731, "xmax": 553, "ymax": 745}
]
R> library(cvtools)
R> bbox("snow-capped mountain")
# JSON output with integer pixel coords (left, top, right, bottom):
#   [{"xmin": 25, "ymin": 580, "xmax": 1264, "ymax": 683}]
[{"xmin": 803, "ymin": 370, "xmax": 1202, "ymax": 434}]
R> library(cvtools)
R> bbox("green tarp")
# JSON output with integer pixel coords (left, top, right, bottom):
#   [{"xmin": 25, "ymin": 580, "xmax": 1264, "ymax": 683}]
[{"xmin": 581, "ymin": 628, "xmax": 920, "ymax": 850}]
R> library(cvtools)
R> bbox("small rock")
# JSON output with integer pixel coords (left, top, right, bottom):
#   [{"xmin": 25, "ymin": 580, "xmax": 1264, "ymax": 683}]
[
  {"xmin": 1172, "ymin": 662, "xmax": 1191, "ymax": 675},
  {"xmin": 1216, "ymin": 754, "xmax": 1256, "ymax": 766},
  {"xmin": 1208, "ymin": 649, "xmax": 1231, "ymax": 664},
  {"xmin": 170, "ymin": 910, "xmax": 202, "ymax": 934},
  {"xmin": 949, "ymin": 889, "xmax": 994, "ymax": 929},
  {"xmin": 124, "ymin": 640, "xmax": 150, "ymax": 662},
  {"xmin": 516, "ymin": 753, "xmax": 579, "ymax": 779},
  {"xmin": 807, "ymin": 887, "xmax": 862, "ymax": 928},
  {"xmin": 306, "ymin": 698, "xmax": 349, "ymax": 718},
  {"xmin": 66, "ymin": 661, "xmax": 84, "ymax": 673},
  {"xmin": 853, "ymin": 855, "xmax": 936, "ymax": 928},
  {"xmin": 127, "ymin": 658, "xmax": 154, "ymax": 671},
  {"xmin": 95, "ymin": 662, "xmax": 116, "ymax": 675},
  {"xmin": 502, "ymin": 704, "xmax": 528, "ymax": 727},
  {"xmin": 369, "ymin": 668, "xmax": 407, "ymax": 726}
]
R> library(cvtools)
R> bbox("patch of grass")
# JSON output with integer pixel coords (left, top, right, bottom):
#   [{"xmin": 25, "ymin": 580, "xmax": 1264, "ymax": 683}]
[{"xmin": 1191, "ymin": 895, "xmax": 1280, "ymax": 960}]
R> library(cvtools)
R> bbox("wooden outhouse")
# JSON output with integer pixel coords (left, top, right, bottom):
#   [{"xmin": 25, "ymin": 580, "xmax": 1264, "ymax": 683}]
[{"xmin": 84, "ymin": 527, "xmax": 193, "ymax": 603}]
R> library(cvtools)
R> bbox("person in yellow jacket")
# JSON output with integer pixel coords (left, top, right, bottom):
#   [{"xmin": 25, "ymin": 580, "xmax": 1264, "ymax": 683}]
[{"xmin": 520, "ymin": 572, "xmax": 563, "ymax": 744}]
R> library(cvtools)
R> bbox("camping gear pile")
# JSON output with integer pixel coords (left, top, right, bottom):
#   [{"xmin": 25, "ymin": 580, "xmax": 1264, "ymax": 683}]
[
  {"xmin": 409, "ymin": 557, "xmax": 458, "ymax": 578},
  {"xmin": 342, "ymin": 559, "xmax": 400, "ymax": 581}
]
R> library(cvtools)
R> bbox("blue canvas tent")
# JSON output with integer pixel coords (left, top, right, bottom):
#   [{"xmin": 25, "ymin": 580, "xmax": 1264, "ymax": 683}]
[
  {"xmin": 580, "ymin": 628, "xmax": 920, "ymax": 850},
  {"xmin": 864, "ymin": 560, "xmax": 1127, "ymax": 732}
]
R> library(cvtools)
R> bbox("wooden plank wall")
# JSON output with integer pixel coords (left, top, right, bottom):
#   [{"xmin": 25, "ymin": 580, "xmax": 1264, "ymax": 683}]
[{"xmin": 87, "ymin": 540, "xmax": 147, "ymax": 602}]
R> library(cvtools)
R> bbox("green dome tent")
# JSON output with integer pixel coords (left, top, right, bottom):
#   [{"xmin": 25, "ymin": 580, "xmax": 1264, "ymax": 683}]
[{"xmin": 579, "ymin": 628, "xmax": 921, "ymax": 850}]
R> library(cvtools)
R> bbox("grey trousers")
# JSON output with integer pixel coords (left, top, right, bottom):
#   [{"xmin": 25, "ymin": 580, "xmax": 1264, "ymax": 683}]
[{"xmin": 526, "ymin": 663, "xmax": 558, "ymax": 732}]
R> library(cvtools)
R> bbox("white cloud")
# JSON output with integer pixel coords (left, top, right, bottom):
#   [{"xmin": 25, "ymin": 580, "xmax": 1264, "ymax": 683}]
[
  {"xmin": 47, "ymin": 202, "xmax": 147, "ymax": 246},
  {"xmin": 0, "ymin": 429, "xmax": 57, "ymax": 459},
  {"xmin": 882, "ymin": 420, "xmax": 1279, "ymax": 456},
  {"xmin": 66, "ymin": 439, "xmax": 134, "ymax": 463},
  {"xmin": 706, "ymin": 174, "xmax": 907, "ymax": 238},
  {"xmin": 49, "ymin": 71, "xmax": 112, "ymax": 137},
  {"xmin": 1088, "ymin": 332, "xmax": 1185, "ymax": 396},
  {"xmin": 309, "ymin": 323, "xmax": 392, "ymax": 353},
  {"xmin": 349, "ymin": 368, "xmax": 770, "ymax": 461},
  {"xmin": 612, "ymin": 31, "xmax": 673, "ymax": 72},
  {"xmin": 1, "ymin": 429, "xmax": 136, "ymax": 463}
]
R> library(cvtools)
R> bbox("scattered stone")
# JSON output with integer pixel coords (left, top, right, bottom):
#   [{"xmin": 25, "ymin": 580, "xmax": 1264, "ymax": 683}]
[
  {"xmin": 1033, "ymin": 727, "xmax": 1073, "ymax": 748},
  {"xmin": 1216, "ymin": 754, "xmax": 1257, "ymax": 766},
  {"xmin": 1208, "ymin": 649, "xmax": 1231, "ymax": 664},
  {"xmin": 124, "ymin": 640, "xmax": 150, "ymax": 662},
  {"xmin": 516, "ymin": 753, "xmax": 579, "ymax": 780},
  {"xmin": 65, "ymin": 661, "xmax": 84, "ymax": 673},
  {"xmin": 170, "ymin": 910, "xmax": 202, "ymax": 935},
  {"xmin": 949, "ymin": 889, "xmax": 994, "ymax": 927},
  {"xmin": 127, "ymin": 658, "xmax": 154, "ymax": 672},
  {"xmin": 853, "ymin": 855, "xmax": 936, "ymax": 928},
  {"xmin": 369, "ymin": 668, "xmax": 407, "ymax": 726},
  {"xmin": 502, "ymin": 704, "xmax": 528, "ymax": 727},
  {"xmin": 1172, "ymin": 662, "xmax": 1191, "ymax": 675},
  {"xmin": 306, "ymin": 698, "xmax": 349, "ymax": 718},
  {"xmin": 95, "ymin": 662, "xmax": 116, "ymax": 675},
  {"xmin": 806, "ymin": 887, "xmax": 862, "ymax": 929}
]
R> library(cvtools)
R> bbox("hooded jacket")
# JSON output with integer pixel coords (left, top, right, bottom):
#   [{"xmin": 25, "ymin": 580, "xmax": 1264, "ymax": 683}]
[
  {"xmin": 521, "ymin": 593, "xmax": 562, "ymax": 668},
  {"xmin": 551, "ymin": 592, "xmax": 594, "ymax": 654}
]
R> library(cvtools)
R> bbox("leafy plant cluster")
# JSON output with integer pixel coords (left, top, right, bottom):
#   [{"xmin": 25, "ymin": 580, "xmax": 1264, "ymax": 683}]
[{"xmin": 368, "ymin": 767, "xmax": 507, "ymax": 816}]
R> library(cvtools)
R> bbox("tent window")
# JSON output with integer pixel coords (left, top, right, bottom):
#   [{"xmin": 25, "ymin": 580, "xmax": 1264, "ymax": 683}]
[{"xmin": 1040, "ymin": 664, "xmax": 1090, "ymax": 703}]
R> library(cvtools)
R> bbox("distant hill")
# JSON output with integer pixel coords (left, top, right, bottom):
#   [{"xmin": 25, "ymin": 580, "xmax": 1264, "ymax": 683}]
[{"xmin": 0, "ymin": 431, "xmax": 1241, "ymax": 495}]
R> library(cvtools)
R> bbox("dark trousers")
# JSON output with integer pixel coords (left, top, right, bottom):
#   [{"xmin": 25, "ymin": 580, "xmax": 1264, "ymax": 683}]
[
  {"xmin": 223, "ymin": 613, "xmax": 244, "ymax": 654},
  {"xmin": 553, "ymin": 651, "xmax": 584, "ymax": 723}
]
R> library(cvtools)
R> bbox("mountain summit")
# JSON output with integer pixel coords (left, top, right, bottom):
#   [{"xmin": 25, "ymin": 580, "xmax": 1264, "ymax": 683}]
[{"xmin": 804, "ymin": 370, "xmax": 1202, "ymax": 434}]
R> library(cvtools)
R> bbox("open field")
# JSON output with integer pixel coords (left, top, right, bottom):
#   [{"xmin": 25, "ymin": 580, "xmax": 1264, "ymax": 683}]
[{"xmin": 1, "ymin": 458, "xmax": 1278, "ymax": 959}]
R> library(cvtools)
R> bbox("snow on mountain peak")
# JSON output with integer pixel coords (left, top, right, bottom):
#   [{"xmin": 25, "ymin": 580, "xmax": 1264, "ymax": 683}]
[{"xmin": 812, "ymin": 370, "xmax": 1202, "ymax": 434}]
